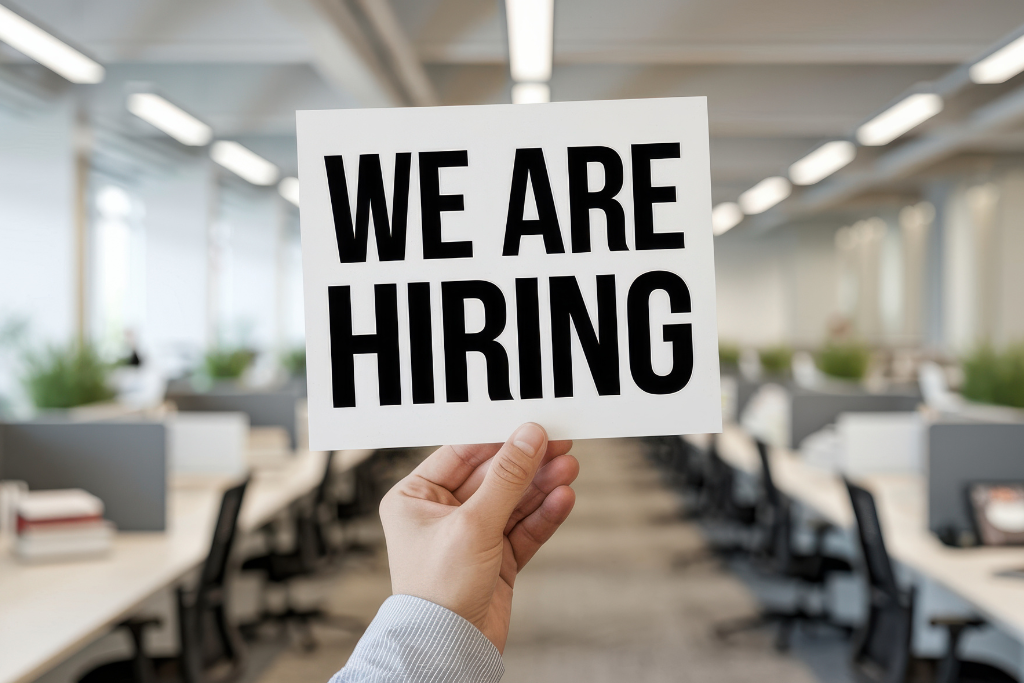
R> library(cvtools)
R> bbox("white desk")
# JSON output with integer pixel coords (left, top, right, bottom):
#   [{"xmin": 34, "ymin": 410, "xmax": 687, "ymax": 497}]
[
  {"xmin": 711, "ymin": 424, "xmax": 1024, "ymax": 644},
  {"xmin": 0, "ymin": 448, "xmax": 374, "ymax": 683}
]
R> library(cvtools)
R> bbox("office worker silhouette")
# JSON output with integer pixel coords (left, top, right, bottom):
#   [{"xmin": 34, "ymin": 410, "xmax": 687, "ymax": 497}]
[{"xmin": 331, "ymin": 422, "xmax": 578, "ymax": 682}]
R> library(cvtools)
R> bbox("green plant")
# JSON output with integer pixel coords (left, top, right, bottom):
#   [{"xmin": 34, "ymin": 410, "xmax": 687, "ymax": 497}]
[
  {"xmin": 203, "ymin": 348, "xmax": 254, "ymax": 380},
  {"xmin": 817, "ymin": 342, "xmax": 870, "ymax": 381},
  {"xmin": 962, "ymin": 344, "xmax": 1024, "ymax": 409},
  {"xmin": 282, "ymin": 347, "xmax": 306, "ymax": 378},
  {"xmin": 719, "ymin": 342, "xmax": 740, "ymax": 369},
  {"xmin": 759, "ymin": 346, "xmax": 792, "ymax": 375},
  {"xmin": 22, "ymin": 343, "xmax": 115, "ymax": 409}
]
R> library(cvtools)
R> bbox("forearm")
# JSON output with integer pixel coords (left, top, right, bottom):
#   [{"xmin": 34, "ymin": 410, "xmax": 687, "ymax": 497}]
[{"xmin": 330, "ymin": 595, "xmax": 504, "ymax": 683}]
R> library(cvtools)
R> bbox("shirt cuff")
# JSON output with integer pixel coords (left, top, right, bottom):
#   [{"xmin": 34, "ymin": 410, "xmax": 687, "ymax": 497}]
[{"xmin": 330, "ymin": 594, "xmax": 504, "ymax": 683}]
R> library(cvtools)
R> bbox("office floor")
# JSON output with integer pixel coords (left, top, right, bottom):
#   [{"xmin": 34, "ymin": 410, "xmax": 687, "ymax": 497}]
[{"xmin": 255, "ymin": 438, "xmax": 838, "ymax": 683}]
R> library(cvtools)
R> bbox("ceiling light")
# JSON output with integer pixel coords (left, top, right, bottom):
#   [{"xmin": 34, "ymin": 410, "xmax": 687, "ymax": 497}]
[
  {"xmin": 211, "ymin": 141, "xmax": 279, "ymax": 186},
  {"xmin": 0, "ymin": 4, "xmax": 103, "ymax": 83},
  {"xmin": 970, "ymin": 34, "xmax": 1024, "ymax": 84},
  {"xmin": 505, "ymin": 0, "xmax": 554, "ymax": 82},
  {"xmin": 789, "ymin": 141, "xmax": 856, "ymax": 186},
  {"xmin": 711, "ymin": 202, "xmax": 743, "ymax": 236},
  {"xmin": 512, "ymin": 82, "xmax": 550, "ymax": 104},
  {"xmin": 739, "ymin": 177, "xmax": 791, "ymax": 215},
  {"xmin": 856, "ymin": 93, "xmax": 943, "ymax": 146},
  {"xmin": 127, "ymin": 93, "xmax": 212, "ymax": 146},
  {"xmin": 279, "ymin": 177, "xmax": 300, "ymax": 207}
]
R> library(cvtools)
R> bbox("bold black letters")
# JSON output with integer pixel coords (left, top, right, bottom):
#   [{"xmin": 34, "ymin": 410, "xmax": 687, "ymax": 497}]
[
  {"xmin": 550, "ymin": 275, "xmax": 620, "ymax": 397},
  {"xmin": 441, "ymin": 281, "xmax": 513, "ymax": 402},
  {"xmin": 627, "ymin": 271, "xmax": 693, "ymax": 394},
  {"xmin": 324, "ymin": 154, "xmax": 411, "ymax": 262},
  {"xmin": 420, "ymin": 151, "xmax": 473, "ymax": 259},
  {"xmin": 568, "ymin": 146, "xmax": 627, "ymax": 253},
  {"xmin": 328, "ymin": 284, "xmax": 401, "ymax": 407},
  {"xmin": 502, "ymin": 148, "xmax": 565, "ymax": 256},
  {"xmin": 631, "ymin": 143, "xmax": 684, "ymax": 250},
  {"xmin": 408, "ymin": 282, "xmax": 434, "ymax": 404},
  {"xmin": 515, "ymin": 278, "xmax": 543, "ymax": 399}
]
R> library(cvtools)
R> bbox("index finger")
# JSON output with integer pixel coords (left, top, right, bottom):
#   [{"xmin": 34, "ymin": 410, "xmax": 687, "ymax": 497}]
[{"xmin": 409, "ymin": 442, "xmax": 503, "ymax": 492}]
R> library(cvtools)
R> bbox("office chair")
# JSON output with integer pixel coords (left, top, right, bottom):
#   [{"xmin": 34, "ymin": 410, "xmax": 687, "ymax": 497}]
[
  {"xmin": 715, "ymin": 439, "xmax": 852, "ymax": 651},
  {"xmin": 241, "ymin": 452, "xmax": 363, "ymax": 650},
  {"xmin": 844, "ymin": 479, "xmax": 1018, "ymax": 683},
  {"xmin": 79, "ymin": 480, "xmax": 250, "ymax": 683},
  {"xmin": 673, "ymin": 436, "xmax": 760, "ymax": 569}
]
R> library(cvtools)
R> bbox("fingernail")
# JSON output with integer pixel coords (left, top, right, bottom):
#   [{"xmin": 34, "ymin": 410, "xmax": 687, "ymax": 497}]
[{"xmin": 512, "ymin": 422, "xmax": 545, "ymax": 457}]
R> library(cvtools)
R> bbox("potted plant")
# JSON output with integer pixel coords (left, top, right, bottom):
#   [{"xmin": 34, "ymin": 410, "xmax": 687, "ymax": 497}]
[
  {"xmin": 961, "ymin": 344, "xmax": 1024, "ymax": 409},
  {"xmin": 816, "ymin": 341, "xmax": 870, "ymax": 382},
  {"xmin": 22, "ymin": 343, "xmax": 115, "ymax": 409}
]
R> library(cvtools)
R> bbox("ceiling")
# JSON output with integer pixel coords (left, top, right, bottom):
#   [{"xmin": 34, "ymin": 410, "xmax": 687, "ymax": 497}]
[{"xmin": 4, "ymin": 0, "xmax": 1024, "ymax": 226}]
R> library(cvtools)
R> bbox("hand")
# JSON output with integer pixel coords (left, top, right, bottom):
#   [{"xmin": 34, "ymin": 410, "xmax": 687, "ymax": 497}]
[{"xmin": 379, "ymin": 423, "xmax": 578, "ymax": 653}]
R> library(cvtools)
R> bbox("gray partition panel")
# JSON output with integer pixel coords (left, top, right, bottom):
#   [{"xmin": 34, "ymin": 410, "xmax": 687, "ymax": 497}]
[
  {"xmin": 928, "ymin": 423, "xmax": 1024, "ymax": 538},
  {"xmin": 0, "ymin": 421, "xmax": 166, "ymax": 531},
  {"xmin": 169, "ymin": 390, "xmax": 299, "ymax": 448},
  {"xmin": 790, "ymin": 390, "xmax": 921, "ymax": 448}
]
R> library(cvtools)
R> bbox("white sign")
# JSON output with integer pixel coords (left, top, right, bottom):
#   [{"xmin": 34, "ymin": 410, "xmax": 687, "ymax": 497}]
[{"xmin": 297, "ymin": 97, "xmax": 721, "ymax": 450}]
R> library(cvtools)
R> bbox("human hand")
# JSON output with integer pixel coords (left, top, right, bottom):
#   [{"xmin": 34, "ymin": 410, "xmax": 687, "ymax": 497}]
[{"xmin": 379, "ymin": 423, "xmax": 578, "ymax": 653}]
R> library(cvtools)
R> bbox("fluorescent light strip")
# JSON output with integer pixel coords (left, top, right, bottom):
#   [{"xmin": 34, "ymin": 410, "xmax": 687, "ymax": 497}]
[
  {"xmin": 279, "ymin": 177, "xmax": 300, "ymax": 207},
  {"xmin": 789, "ymin": 140, "xmax": 856, "ymax": 186},
  {"xmin": 211, "ymin": 141, "xmax": 279, "ymax": 186},
  {"xmin": 506, "ymin": 0, "xmax": 553, "ymax": 82},
  {"xmin": 127, "ymin": 93, "xmax": 212, "ymax": 146},
  {"xmin": 711, "ymin": 202, "xmax": 743, "ymax": 236},
  {"xmin": 857, "ymin": 93, "xmax": 943, "ymax": 146},
  {"xmin": 512, "ymin": 82, "xmax": 550, "ymax": 104},
  {"xmin": 739, "ymin": 177, "xmax": 791, "ymax": 215},
  {"xmin": 0, "ymin": 4, "xmax": 103, "ymax": 83},
  {"xmin": 971, "ymin": 34, "xmax": 1024, "ymax": 84}
]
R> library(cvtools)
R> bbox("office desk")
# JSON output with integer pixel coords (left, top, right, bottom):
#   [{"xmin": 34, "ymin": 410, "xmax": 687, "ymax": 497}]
[
  {"xmin": 0, "ymin": 448, "xmax": 374, "ymax": 683},
  {"xmin": 711, "ymin": 425, "xmax": 1024, "ymax": 644}
]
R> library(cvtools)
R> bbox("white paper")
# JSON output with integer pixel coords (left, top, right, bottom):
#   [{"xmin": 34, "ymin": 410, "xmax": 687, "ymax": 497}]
[{"xmin": 297, "ymin": 97, "xmax": 721, "ymax": 449}]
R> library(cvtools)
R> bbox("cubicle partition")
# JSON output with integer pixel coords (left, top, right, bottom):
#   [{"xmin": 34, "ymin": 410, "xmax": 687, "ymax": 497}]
[
  {"xmin": 790, "ymin": 388, "xmax": 921, "ymax": 449},
  {"xmin": 168, "ymin": 389, "xmax": 301, "ymax": 449},
  {"xmin": 0, "ymin": 420, "xmax": 167, "ymax": 531},
  {"xmin": 927, "ymin": 422, "xmax": 1024, "ymax": 541}
]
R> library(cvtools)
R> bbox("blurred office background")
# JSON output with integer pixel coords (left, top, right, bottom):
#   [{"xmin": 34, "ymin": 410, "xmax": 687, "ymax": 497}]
[{"xmin": 2, "ymin": 2, "xmax": 1024, "ymax": 683}]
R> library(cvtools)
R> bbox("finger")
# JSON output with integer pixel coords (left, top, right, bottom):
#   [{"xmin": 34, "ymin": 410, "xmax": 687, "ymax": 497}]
[
  {"xmin": 503, "ymin": 454, "xmax": 579, "ymax": 535},
  {"xmin": 452, "ymin": 439, "xmax": 573, "ymax": 504},
  {"xmin": 508, "ymin": 485, "xmax": 576, "ymax": 571},
  {"xmin": 462, "ymin": 422, "xmax": 548, "ymax": 531},
  {"xmin": 409, "ymin": 442, "xmax": 502, "ymax": 492}
]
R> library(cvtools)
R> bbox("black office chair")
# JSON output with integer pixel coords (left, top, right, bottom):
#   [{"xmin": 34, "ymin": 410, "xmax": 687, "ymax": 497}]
[
  {"xmin": 241, "ymin": 452, "xmax": 363, "ymax": 650},
  {"xmin": 844, "ymin": 479, "xmax": 1018, "ymax": 683},
  {"xmin": 715, "ymin": 439, "xmax": 852, "ymax": 651},
  {"xmin": 673, "ymin": 436, "xmax": 761, "ymax": 569},
  {"xmin": 79, "ymin": 480, "xmax": 250, "ymax": 683}
]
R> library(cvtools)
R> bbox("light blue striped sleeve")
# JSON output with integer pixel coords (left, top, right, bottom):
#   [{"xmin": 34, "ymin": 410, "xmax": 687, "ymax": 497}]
[{"xmin": 330, "ymin": 594, "xmax": 504, "ymax": 683}]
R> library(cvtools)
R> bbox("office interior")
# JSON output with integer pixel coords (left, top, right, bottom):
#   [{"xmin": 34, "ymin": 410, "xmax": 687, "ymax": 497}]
[{"xmin": 1, "ymin": 1, "xmax": 1024, "ymax": 682}]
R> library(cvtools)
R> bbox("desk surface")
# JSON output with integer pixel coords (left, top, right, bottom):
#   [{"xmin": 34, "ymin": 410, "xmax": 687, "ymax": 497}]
[
  {"xmin": 0, "ymin": 448, "xmax": 374, "ymax": 683},
  {"xmin": 711, "ymin": 425, "xmax": 1024, "ymax": 643}
]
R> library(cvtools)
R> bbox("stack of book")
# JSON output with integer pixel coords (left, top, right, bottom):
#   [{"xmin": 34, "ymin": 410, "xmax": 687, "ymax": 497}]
[{"xmin": 15, "ymin": 489, "xmax": 114, "ymax": 561}]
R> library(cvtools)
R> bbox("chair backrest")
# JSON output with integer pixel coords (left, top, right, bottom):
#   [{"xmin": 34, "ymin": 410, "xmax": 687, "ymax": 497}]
[
  {"xmin": 199, "ymin": 479, "xmax": 249, "ymax": 590},
  {"xmin": 754, "ymin": 439, "xmax": 792, "ymax": 565},
  {"xmin": 844, "ymin": 479, "xmax": 913, "ymax": 683},
  {"xmin": 845, "ymin": 479, "xmax": 900, "ymax": 598}
]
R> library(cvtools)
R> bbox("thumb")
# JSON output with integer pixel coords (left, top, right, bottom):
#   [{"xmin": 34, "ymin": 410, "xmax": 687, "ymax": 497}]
[{"xmin": 463, "ymin": 423, "xmax": 548, "ymax": 532}]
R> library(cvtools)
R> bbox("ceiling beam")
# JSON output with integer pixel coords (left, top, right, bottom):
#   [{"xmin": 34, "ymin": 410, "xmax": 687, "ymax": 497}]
[
  {"xmin": 742, "ymin": 80, "xmax": 1024, "ymax": 233},
  {"xmin": 418, "ymin": 42, "xmax": 985, "ymax": 66},
  {"xmin": 355, "ymin": 0, "xmax": 438, "ymax": 106},
  {"xmin": 270, "ymin": 0, "xmax": 401, "ymax": 107}
]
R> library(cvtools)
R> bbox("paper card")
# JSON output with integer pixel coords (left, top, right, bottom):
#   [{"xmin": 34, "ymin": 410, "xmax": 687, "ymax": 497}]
[{"xmin": 297, "ymin": 97, "xmax": 721, "ymax": 450}]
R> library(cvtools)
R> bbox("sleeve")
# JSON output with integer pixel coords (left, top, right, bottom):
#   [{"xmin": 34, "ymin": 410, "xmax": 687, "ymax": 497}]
[{"xmin": 329, "ymin": 594, "xmax": 504, "ymax": 683}]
